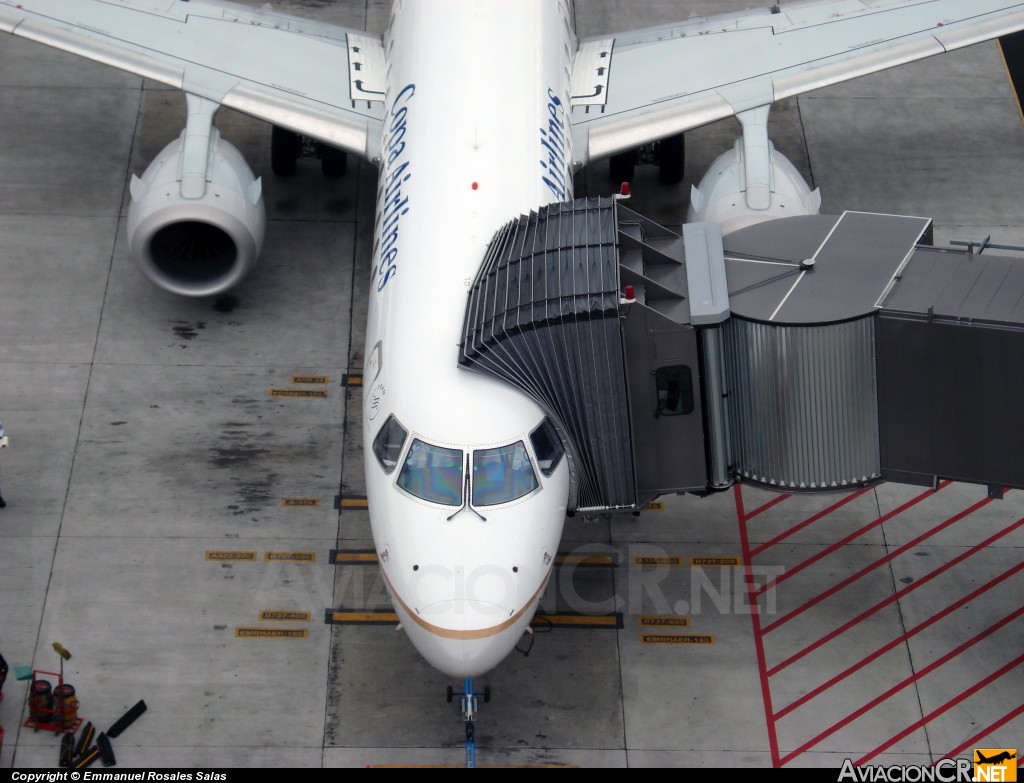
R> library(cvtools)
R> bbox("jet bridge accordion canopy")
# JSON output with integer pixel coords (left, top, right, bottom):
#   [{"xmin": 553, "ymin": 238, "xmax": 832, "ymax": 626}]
[
  {"xmin": 458, "ymin": 198, "xmax": 636, "ymax": 511},
  {"xmin": 458, "ymin": 197, "xmax": 718, "ymax": 513}
]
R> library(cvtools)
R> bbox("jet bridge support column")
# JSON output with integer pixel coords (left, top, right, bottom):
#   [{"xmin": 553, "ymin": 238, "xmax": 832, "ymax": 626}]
[{"xmin": 682, "ymin": 222, "xmax": 732, "ymax": 489}]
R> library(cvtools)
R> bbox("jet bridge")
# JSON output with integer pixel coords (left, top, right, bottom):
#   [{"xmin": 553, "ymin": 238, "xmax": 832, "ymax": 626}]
[{"xmin": 458, "ymin": 198, "xmax": 1024, "ymax": 514}]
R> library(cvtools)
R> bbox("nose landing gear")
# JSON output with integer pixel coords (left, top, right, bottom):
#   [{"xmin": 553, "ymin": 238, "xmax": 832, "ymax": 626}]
[{"xmin": 446, "ymin": 678, "xmax": 490, "ymax": 768}]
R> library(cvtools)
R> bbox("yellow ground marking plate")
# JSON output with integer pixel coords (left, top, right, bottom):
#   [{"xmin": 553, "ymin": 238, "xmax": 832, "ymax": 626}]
[
  {"xmin": 205, "ymin": 551, "xmax": 257, "ymax": 561},
  {"xmin": 259, "ymin": 611, "xmax": 312, "ymax": 622},
  {"xmin": 268, "ymin": 388, "xmax": 328, "ymax": 398},
  {"xmin": 632, "ymin": 555, "xmax": 683, "ymax": 566},
  {"xmin": 265, "ymin": 551, "xmax": 316, "ymax": 562},
  {"xmin": 639, "ymin": 616, "xmax": 690, "ymax": 628},
  {"xmin": 282, "ymin": 497, "xmax": 321, "ymax": 508},
  {"xmin": 640, "ymin": 633, "xmax": 715, "ymax": 645},
  {"xmin": 235, "ymin": 628, "xmax": 308, "ymax": 638}
]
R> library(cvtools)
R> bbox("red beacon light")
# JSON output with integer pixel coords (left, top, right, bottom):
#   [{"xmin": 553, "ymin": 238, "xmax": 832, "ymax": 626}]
[{"xmin": 621, "ymin": 284, "xmax": 636, "ymax": 305}]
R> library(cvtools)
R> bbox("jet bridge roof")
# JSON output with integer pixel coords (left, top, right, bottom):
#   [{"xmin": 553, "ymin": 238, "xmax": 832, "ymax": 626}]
[
  {"xmin": 721, "ymin": 211, "xmax": 933, "ymax": 324},
  {"xmin": 880, "ymin": 246, "xmax": 1024, "ymax": 326}
]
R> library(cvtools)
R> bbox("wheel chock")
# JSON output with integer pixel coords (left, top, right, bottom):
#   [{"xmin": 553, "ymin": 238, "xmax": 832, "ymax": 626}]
[
  {"xmin": 73, "ymin": 746, "xmax": 100, "ymax": 769},
  {"xmin": 106, "ymin": 700, "xmax": 146, "ymax": 739},
  {"xmin": 59, "ymin": 732, "xmax": 74, "ymax": 768},
  {"xmin": 97, "ymin": 732, "xmax": 116, "ymax": 767},
  {"xmin": 74, "ymin": 722, "xmax": 94, "ymax": 758}
]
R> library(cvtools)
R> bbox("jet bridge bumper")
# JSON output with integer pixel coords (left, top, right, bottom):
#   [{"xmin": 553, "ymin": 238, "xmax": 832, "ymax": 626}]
[{"xmin": 459, "ymin": 200, "xmax": 1024, "ymax": 514}]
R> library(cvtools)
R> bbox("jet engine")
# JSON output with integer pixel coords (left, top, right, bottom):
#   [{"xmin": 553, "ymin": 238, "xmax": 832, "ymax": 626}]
[
  {"xmin": 687, "ymin": 105, "xmax": 820, "ymax": 236},
  {"xmin": 127, "ymin": 127, "xmax": 265, "ymax": 297},
  {"xmin": 687, "ymin": 138, "xmax": 821, "ymax": 236}
]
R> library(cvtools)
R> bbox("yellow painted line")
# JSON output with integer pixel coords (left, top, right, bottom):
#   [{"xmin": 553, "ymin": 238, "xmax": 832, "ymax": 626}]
[
  {"xmin": 282, "ymin": 497, "xmax": 320, "ymax": 508},
  {"xmin": 647, "ymin": 500, "xmax": 665, "ymax": 511},
  {"xmin": 639, "ymin": 616, "xmax": 691, "ymax": 628},
  {"xmin": 265, "ymin": 551, "xmax": 316, "ymax": 562},
  {"xmin": 640, "ymin": 634, "xmax": 715, "ymax": 645},
  {"xmin": 291, "ymin": 375, "xmax": 329, "ymax": 385},
  {"xmin": 331, "ymin": 611, "xmax": 399, "ymax": 623},
  {"xmin": 269, "ymin": 388, "xmax": 328, "ymax": 398},
  {"xmin": 333, "ymin": 551, "xmax": 378, "ymax": 563},
  {"xmin": 536, "ymin": 614, "xmax": 619, "ymax": 627},
  {"xmin": 555, "ymin": 554, "xmax": 615, "ymax": 566},
  {"xmin": 690, "ymin": 556, "xmax": 742, "ymax": 567},
  {"xmin": 339, "ymin": 497, "xmax": 369, "ymax": 508},
  {"xmin": 205, "ymin": 551, "xmax": 257, "ymax": 561},
  {"xmin": 632, "ymin": 556, "xmax": 683, "ymax": 567},
  {"xmin": 342, "ymin": 374, "xmax": 364, "ymax": 387},
  {"xmin": 235, "ymin": 628, "xmax": 308, "ymax": 639},
  {"xmin": 259, "ymin": 610, "xmax": 312, "ymax": 622}
]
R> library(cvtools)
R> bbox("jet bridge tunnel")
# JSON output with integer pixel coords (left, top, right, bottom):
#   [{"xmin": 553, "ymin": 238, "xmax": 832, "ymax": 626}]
[{"xmin": 458, "ymin": 197, "xmax": 1024, "ymax": 515}]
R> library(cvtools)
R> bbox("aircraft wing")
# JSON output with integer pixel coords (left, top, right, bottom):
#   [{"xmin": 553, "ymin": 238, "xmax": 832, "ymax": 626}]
[
  {"xmin": 0, "ymin": 0, "xmax": 385, "ymax": 159},
  {"xmin": 572, "ymin": 0, "xmax": 1024, "ymax": 162}
]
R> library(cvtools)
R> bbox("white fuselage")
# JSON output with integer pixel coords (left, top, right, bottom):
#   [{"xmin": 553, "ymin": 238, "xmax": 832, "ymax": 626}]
[{"xmin": 362, "ymin": 0, "xmax": 575, "ymax": 677}]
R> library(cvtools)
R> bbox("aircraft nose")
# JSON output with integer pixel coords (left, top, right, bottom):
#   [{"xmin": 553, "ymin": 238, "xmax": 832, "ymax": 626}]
[{"xmin": 402, "ymin": 598, "xmax": 531, "ymax": 678}]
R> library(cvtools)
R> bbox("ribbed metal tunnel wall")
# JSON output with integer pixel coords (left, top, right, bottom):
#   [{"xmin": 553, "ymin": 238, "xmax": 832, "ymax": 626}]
[
  {"xmin": 459, "ymin": 198, "xmax": 636, "ymax": 510},
  {"xmin": 721, "ymin": 316, "xmax": 881, "ymax": 491}
]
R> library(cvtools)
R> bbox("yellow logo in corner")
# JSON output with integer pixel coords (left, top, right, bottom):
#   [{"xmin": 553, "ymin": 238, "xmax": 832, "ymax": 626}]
[{"xmin": 974, "ymin": 749, "xmax": 1017, "ymax": 782}]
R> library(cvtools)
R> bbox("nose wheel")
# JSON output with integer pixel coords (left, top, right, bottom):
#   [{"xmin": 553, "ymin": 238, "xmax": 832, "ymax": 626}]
[{"xmin": 447, "ymin": 678, "xmax": 490, "ymax": 768}]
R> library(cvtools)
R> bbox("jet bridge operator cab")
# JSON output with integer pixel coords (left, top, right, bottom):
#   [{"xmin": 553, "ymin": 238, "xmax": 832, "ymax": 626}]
[{"xmin": 458, "ymin": 198, "xmax": 1024, "ymax": 515}]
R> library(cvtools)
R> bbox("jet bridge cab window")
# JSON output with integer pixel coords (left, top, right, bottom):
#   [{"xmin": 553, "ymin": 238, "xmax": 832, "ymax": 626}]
[
  {"xmin": 655, "ymin": 365, "xmax": 694, "ymax": 417},
  {"xmin": 397, "ymin": 439, "xmax": 464, "ymax": 506},
  {"xmin": 472, "ymin": 441, "xmax": 539, "ymax": 506}
]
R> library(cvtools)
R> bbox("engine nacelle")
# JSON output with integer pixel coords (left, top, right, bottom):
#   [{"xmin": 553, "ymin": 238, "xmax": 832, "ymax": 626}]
[
  {"xmin": 687, "ymin": 138, "xmax": 821, "ymax": 236},
  {"xmin": 127, "ymin": 128, "xmax": 265, "ymax": 297}
]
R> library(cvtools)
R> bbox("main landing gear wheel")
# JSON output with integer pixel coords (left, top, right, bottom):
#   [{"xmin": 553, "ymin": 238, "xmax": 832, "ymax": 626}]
[{"xmin": 270, "ymin": 125, "xmax": 300, "ymax": 176}]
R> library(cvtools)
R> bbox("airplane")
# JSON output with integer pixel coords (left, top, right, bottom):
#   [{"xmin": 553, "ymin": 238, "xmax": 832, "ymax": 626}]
[
  {"xmin": 976, "ymin": 751, "xmax": 1017, "ymax": 765},
  {"xmin": 3, "ymin": 0, "xmax": 1024, "ymax": 695}
]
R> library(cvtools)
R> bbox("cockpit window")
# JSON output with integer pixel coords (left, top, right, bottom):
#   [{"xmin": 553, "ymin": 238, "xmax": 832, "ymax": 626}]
[
  {"xmin": 397, "ymin": 439, "xmax": 464, "ymax": 506},
  {"xmin": 529, "ymin": 418, "xmax": 564, "ymax": 477},
  {"xmin": 472, "ymin": 441, "xmax": 539, "ymax": 506},
  {"xmin": 372, "ymin": 414, "xmax": 407, "ymax": 475}
]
